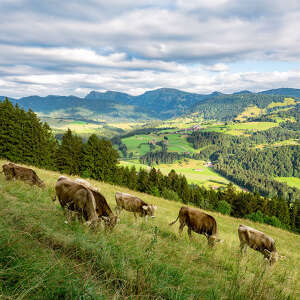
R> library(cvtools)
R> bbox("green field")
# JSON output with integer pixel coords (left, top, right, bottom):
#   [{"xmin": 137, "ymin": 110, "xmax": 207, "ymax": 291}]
[
  {"xmin": 0, "ymin": 161, "xmax": 299, "ymax": 299},
  {"xmin": 121, "ymin": 159, "xmax": 236, "ymax": 189},
  {"xmin": 122, "ymin": 133, "xmax": 196, "ymax": 157},
  {"xmin": 276, "ymin": 177, "xmax": 300, "ymax": 189}
]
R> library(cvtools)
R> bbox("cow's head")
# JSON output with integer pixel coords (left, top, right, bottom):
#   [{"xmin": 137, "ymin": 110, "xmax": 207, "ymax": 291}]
[
  {"xmin": 264, "ymin": 249, "xmax": 285, "ymax": 265},
  {"xmin": 102, "ymin": 215, "xmax": 119, "ymax": 230},
  {"xmin": 206, "ymin": 234, "xmax": 224, "ymax": 247},
  {"xmin": 142, "ymin": 204, "xmax": 157, "ymax": 218},
  {"xmin": 38, "ymin": 180, "xmax": 46, "ymax": 188}
]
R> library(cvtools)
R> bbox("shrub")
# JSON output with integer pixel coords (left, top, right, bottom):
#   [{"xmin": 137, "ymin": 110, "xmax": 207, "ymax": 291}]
[
  {"xmin": 161, "ymin": 189, "xmax": 181, "ymax": 202},
  {"xmin": 216, "ymin": 200, "xmax": 232, "ymax": 215}
]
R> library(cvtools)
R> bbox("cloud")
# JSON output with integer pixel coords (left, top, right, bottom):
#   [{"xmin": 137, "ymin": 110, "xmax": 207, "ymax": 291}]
[{"xmin": 0, "ymin": 0, "xmax": 300, "ymax": 97}]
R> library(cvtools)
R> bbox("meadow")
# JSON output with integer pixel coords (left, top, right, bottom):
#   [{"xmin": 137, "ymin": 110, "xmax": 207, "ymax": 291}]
[
  {"xmin": 121, "ymin": 159, "xmax": 234, "ymax": 189},
  {"xmin": 0, "ymin": 161, "xmax": 299, "ymax": 299},
  {"xmin": 276, "ymin": 177, "xmax": 300, "ymax": 189}
]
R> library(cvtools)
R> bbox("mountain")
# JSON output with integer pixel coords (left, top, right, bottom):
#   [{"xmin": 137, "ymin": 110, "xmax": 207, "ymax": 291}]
[
  {"xmin": 259, "ymin": 88, "xmax": 300, "ymax": 97},
  {"xmin": 1, "ymin": 88, "xmax": 299, "ymax": 122}
]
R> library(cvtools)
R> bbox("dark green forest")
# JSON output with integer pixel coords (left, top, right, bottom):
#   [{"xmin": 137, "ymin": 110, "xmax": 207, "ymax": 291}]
[{"xmin": 0, "ymin": 98, "xmax": 299, "ymax": 232}]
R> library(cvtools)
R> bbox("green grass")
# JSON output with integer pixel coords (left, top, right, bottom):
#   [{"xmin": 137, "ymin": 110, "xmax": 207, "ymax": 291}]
[
  {"xmin": 0, "ymin": 161, "xmax": 299, "ymax": 299},
  {"xmin": 276, "ymin": 177, "xmax": 300, "ymax": 189},
  {"xmin": 120, "ymin": 159, "xmax": 239, "ymax": 189}
]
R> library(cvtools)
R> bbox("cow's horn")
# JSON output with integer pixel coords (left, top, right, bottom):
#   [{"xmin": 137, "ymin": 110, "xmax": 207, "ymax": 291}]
[
  {"xmin": 101, "ymin": 216, "xmax": 109, "ymax": 220},
  {"xmin": 279, "ymin": 255, "xmax": 286, "ymax": 259},
  {"xmin": 264, "ymin": 249, "xmax": 271, "ymax": 255},
  {"xmin": 142, "ymin": 205, "xmax": 148, "ymax": 210}
]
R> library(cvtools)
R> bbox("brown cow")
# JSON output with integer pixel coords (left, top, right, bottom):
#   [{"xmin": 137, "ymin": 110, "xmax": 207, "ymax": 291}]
[
  {"xmin": 54, "ymin": 177, "xmax": 98, "ymax": 225},
  {"xmin": 238, "ymin": 224, "xmax": 285, "ymax": 265},
  {"xmin": 54, "ymin": 177, "xmax": 118, "ymax": 229},
  {"xmin": 169, "ymin": 206, "xmax": 223, "ymax": 247},
  {"xmin": 2, "ymin": 163, "xmax": 45, "ymax": 187},
  {"xmin": 115, "ymin": 192, "xmax": 157, "ymax": 221}
]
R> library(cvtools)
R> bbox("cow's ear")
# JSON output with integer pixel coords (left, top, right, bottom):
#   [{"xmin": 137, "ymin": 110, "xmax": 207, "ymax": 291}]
[
  {"xmin": 279, "ymin": 255, "xmax": 286, "ymax": 260},
  {"xmin": 142, "ymin": 205, "xmax": 148, "ymax": 210},
  {"xmin": 264, "ymin": 249, "xmax": 271, "ymax": 255}
]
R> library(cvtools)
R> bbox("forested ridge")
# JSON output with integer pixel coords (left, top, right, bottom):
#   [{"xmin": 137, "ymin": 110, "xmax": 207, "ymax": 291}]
[{"xmin": 1, "ymin": 98, "xmax": 299, "ymax": 232}]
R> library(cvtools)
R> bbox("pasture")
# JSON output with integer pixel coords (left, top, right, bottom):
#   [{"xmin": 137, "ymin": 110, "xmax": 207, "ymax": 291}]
[
  {"xmin": 276, "ymin": 177, "xmax": 300, "ymax": 189},
  {"xmin": 120, "ymin": 159, "xmax": 233, "ymax": 189},
  {"xmin": 0, "ymin": 161, "xmax": 299, "ymax": 299}
]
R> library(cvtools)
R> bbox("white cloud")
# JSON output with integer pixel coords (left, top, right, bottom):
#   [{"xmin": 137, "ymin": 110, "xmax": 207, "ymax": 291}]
[{"xmin": 1, "ymin": 0, "xmax": 300, "ymax": 97}]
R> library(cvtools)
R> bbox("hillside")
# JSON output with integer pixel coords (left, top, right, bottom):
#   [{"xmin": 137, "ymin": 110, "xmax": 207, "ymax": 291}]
[
  {"xmin": 1, "ymin": 88, "xmax": 299, "ymax": 124},
  {"xmin": 0, "ymin": 161, "xmax": 299, "ymax": 299}
]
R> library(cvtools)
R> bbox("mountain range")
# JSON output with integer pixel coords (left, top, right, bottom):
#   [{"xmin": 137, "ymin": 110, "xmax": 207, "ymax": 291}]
[{"xmin": 1, "ymin": 88, "xmax": 300, "ymax": 122}]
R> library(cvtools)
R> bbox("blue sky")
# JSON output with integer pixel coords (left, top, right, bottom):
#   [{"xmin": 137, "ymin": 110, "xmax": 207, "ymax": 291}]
[{"xmin": 1, "ymin": 0, "xmax": 300, "ymax": 97}]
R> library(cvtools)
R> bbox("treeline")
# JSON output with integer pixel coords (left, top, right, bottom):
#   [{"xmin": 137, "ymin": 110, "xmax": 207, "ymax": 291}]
[
  {"xmin": 191, "ymin": 94, "xmax": 285, "ymax": 120},
  {"xmin": 187, "ymin": 130, "xmax": 300, "ymax": 201},
  {"xmin": 1, "ymin": 98, "xmax": 299, "ymax": 232},
  {"xmin": 140, "ymin": 151, "xmax": 191, "ymax": 165}
]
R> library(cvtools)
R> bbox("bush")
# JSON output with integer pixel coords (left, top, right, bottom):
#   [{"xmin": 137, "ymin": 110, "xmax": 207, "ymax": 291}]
[
  {"xmin": 161, "ymin": 189, "xmax": 181, "ymax": 202},
  {"xmin": 216, "ymin": 200, "xmax": 231, "ymax": 215},
  {"xmin": 245, "ymin": 210, "xmax": 265, "ymax": 223}
]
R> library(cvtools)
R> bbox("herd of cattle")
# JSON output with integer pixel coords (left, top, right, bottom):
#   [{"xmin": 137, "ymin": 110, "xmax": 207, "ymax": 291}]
[{"xmin": 1, "ymin": 162, "xmax": 286, "ymax": 265}]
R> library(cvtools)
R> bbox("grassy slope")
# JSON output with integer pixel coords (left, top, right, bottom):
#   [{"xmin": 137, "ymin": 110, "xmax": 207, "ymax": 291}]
[
  {"xmin": 276, "ymin": 177, "xmax": 300, "ymax": 189},
  {"xmin": 120, "ymin": 159, "xmax": 233, "ymax": 189},
  {"xmin": 0, "ymin": 161, "xmax": 299, "ymax": 299}
]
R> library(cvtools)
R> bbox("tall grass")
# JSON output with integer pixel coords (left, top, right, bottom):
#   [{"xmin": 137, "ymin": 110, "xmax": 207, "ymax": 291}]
[{"xmin": 0, "ymin": 161, "xmax": 299, "ymax": 299}]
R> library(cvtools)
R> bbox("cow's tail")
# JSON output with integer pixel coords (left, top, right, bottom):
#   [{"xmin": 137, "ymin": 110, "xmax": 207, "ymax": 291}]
[{"xmin": 169, "ymin": 215, "xmax": 179, "ymax": 226}]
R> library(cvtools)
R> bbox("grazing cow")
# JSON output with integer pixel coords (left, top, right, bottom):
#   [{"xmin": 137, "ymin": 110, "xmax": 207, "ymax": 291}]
[
  {"xmin": 54, "ymin": 177, "xmax": 98, "ymax": 225},
  {"xmin": 54, "ymin": 177, "xmax": 117, "ymax": 229},
  {"xmin": 169, "ymin": 206, "xmax": 223, "ymax": 247},
  {"xmin": 115, "ymin": 192, "xmax": 157, "ymax": 221},
  {"xmin": 238, "ymin": 224, "xmax": 285, "ymax": 265},
  {"xmin": 2, "ymin": 163, "xmax": 45, "ymax": 187}
]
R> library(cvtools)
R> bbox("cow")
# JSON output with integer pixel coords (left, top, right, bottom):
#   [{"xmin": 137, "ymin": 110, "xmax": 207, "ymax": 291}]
[
  {"xmin": 169, "ymin": 206, "xmax": 223, "ymax": 247},
  {"xmin": 54, "ymin": 177, "xmax": 98, "ymax": 225},
  {"xmin": 2, "ymin": 163, "xmax": 45, "ymax": 188},
  {"xmin": 115, "ymin": 192, "xmax": 157, "ymax": 221},
  {"xmin": 54, "ymin": 177, "xmax": 117, "ymax": 229},
  {"xmin": 238, "ymin": 224, "xmax": 285, "ymax": 265}
]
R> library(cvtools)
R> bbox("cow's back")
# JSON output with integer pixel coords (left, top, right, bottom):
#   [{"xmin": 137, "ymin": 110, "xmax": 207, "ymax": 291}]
[
  {"xmin": 116, "ymin": 192, "xmax": 145, "ymax": 212},
  {"xmin": 180, "ymin": 207, "xmax": 217, "ymax": 236},
  {"xmin": 238, "ymin": 224, "xmax": 276, "ymax": 252}
]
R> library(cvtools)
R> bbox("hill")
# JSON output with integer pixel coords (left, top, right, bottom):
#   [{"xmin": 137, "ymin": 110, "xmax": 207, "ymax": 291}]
[
  {"xmin": 0, "ymin": 161, "xmax": 299, "ymax": 299},
  {"xmin": 1, "ymin": 88, "xmax": 299, "ymax": 124}
]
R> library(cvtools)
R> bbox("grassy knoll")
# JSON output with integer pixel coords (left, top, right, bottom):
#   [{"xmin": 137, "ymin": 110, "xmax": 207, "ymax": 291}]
[
  {"xmin": 235, "ymin": 106, "xmax": 264, "ymax": 121},
  {"xmin": 276, "ymin": 177, "xmax": 300, "ymax": 189},
  {"xmin": 0, "ymin": 161, "xmax": 299, "ymax": 299},
  {"xmin": 267, "ymin": 97, "xmax": 297, "ymax": 109}
]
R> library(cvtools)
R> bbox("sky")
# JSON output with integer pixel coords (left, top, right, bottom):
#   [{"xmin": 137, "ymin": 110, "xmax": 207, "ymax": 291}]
[{"xmin": 1, "ymin": 0, "xmax": 300, "ymax": 98}]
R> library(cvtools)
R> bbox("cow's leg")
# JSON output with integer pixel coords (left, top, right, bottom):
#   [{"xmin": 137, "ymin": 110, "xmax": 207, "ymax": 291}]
[
  {"xmin": 187, "ymin": 227, "xmax": 192, "ymax": 240},
  {"xmin": 240, "ymin": 242, "xmax": 247, "ymax": 255},
  {"xmin": 133, "ymin": 212, "xmax": 137, "ymax": 222},
  {"xmin": 178, "ymin": 221, "xmax": 185, "ymax": 236},
  {"xmin": 115, "ymin": 205, "xmax": 122, "ymax": 216}
]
